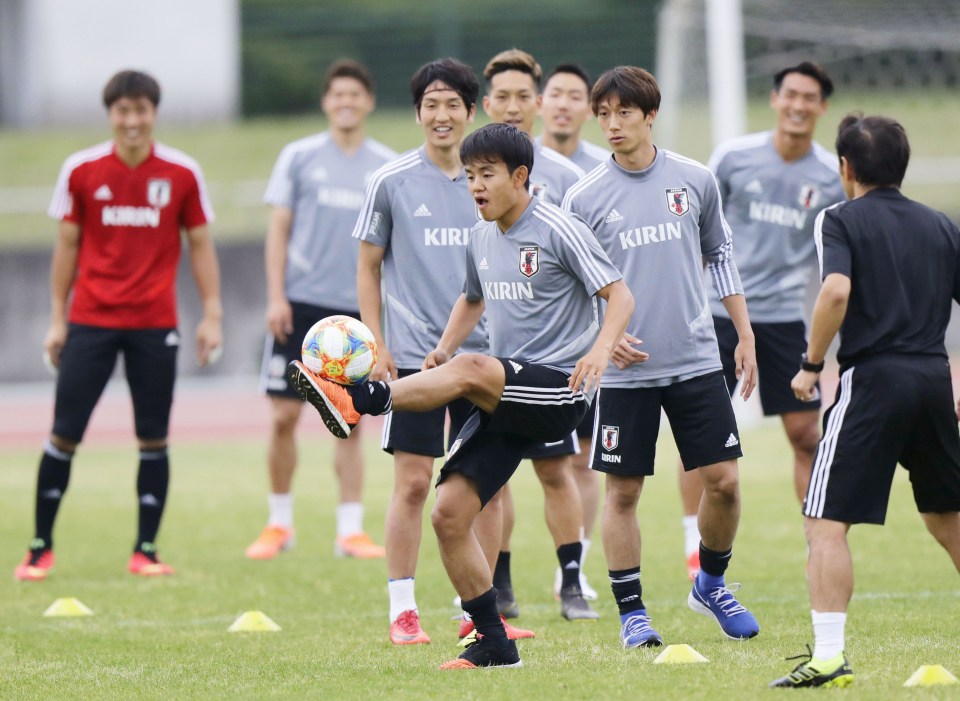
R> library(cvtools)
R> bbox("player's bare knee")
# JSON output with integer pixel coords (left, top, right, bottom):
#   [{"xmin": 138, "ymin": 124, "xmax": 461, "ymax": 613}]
[
  {"xmin": 606, "ymin": 479, "xmax": 642, "ymax": 513},
  {"xmin": 700, "ymin": 463, "xmax": 740, "ymax": 503},
  {"xmin": 448, "ymin": 353, "xmax": 498, "ymax": 394},
  {"xmin": 430, "ymin": 499, "xmax": 470, "ymax": 539},
  {"xmin": 271, "ymin": 399, "xmax": 301, "ymax": 435},
  {"xmin": 397, "ymin": 473, "xmax": 432, "ymax": 507}
]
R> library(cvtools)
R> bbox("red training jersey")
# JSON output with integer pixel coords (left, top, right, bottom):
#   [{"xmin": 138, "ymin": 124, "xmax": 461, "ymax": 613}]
[{"xmin": 48, "ymin": 141, "xmax": 214, "ymax": 329}]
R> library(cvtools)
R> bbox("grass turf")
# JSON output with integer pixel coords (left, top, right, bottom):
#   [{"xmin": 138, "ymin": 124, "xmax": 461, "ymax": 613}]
[{"xmin": 1, "ymin": 418, "xmax": 959, "ymax": 699}]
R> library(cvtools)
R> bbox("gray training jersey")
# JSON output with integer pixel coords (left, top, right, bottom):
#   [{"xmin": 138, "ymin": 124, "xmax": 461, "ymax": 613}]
[
  {"xmin": 708, "ymin": 131, "xmax": 845, "ymax": 323},
  {"xmin": 463, "ymin": 199, "xmax": 621, "ymax": 374},
  {"xmin": 352, "ymin": 145, "xmax": 487, "ymax": 368},
  {"xmin": 563, "ymin": 148, "xmax": 743, "ymax": 387},
  {"xmin": 264, "ymin": 132, "xmax": 397, "ymax": 310},
  {"xmin": 534, "ymin": 136, "xmax": 610, "ymax": 174},
  {"xmin": 529, "ymin": 142, "xmax": 585, "ymax": 206}
]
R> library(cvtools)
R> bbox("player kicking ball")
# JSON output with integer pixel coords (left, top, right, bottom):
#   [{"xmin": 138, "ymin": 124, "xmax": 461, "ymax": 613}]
[{"xmin": 290, "ymin": 123, "xmax": 635, "ymax": 669}]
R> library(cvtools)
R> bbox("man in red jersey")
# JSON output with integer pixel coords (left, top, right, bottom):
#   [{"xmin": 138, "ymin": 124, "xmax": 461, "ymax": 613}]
[{"xmin": 14, "ymin": 70, "xmax": 223, "ymax": 581}]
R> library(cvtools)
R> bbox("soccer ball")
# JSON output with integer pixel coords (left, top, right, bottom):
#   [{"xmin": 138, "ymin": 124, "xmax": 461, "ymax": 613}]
[{"xmin": 301, "ymin": 315, "xmax": 377, "ymax": 385}]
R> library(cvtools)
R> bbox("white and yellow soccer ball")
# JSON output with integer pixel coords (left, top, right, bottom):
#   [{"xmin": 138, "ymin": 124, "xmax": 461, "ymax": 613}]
[{"xmin": 301, "ymin": 315, "xmax": 377, "ymax": 386}]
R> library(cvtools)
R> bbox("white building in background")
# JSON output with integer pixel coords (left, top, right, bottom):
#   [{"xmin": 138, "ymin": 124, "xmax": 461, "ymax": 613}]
[{"xmin": 0, "ymin": 0, "xmax": 240, "ymax": 126}]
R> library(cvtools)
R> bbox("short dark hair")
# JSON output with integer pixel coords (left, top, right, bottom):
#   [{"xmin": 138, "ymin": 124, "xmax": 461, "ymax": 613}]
[
  {"xmin": 483, "ymin": 49, "xmax": 542, "ymax": 89},
  {"xmin": 774, "ymin": 62, "xmax": 834, "ymax": 100},
  {"xmin": 590, "ymin": 66, "xmax": 660, "ymax": 116},
  {"xmin": 102, "ymin": 70, "xmax": 161, "ymax": 109},
  {"xmin": 324, "ymin": 59, "xmax": 375, "ymax": 95},
  {"xmin": 546, "ymin": 63, "xmax": 592, "ymax": 92},
  {"xmin": 835, "ymin": 113, "xmax": 910, "ymax": 188},
  {"xmin": 410, "ymin": 58, "xmax": 479, "ymax": 112},
  {"xmin": 460, "ymin": 123, "xmax": 533, "ymax": 189}
]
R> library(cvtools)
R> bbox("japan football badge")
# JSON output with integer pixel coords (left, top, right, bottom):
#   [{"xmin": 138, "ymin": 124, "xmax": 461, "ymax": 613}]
[
  {"xmin": 519, "ymin": 246, "xmax": 540, "ymax": 278},
  {"xmin": 665, "ymin": 187, "xmax": 689, "ymax": 217},
  {"xmin": 798, "ymin": 184, "xmax": 821, "ymax": 210},
  {"xmin": 147, "ymin": 178, "xmax": 172, "ymax": 208},
  {"xmin": 601, "ymin": 425, "xmax": 619, "ymax": 451}
]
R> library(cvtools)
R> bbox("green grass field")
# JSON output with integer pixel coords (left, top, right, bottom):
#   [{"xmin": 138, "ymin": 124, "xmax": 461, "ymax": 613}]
[
  {"xmin": 2, "ymin": 420, "xmax": 958, "ymax": 700},
  {"xmin": 2, "ymin": 89, "xmax": 959, "ymax": 248}
]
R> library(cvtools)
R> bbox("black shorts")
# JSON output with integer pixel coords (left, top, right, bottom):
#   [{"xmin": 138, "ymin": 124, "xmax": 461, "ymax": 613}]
[
  {"xmin": 53, "ymin": 324, "xmax": 178, "ymax": 443},
  {"xmin": 576, "ymin": 396, "xmax": 598, "ymax": 441},
  {"xmin": 804, "ymin": 354, "xmax": 960, "ymax": 525},
  {"xmin": 383, "ymin": 368, "xmax": 473, "ymax": 457},
  {"xmin": 591, "ymin": 370, "xmax": 743, "ymax": 476},
  {"xmin": 261, "ymin": 301, "xmax": 358, "ymax": 400},
  {"xmin": 437, "ymin": 358, "xmax": 590, "ymax": 506},
  {"xmin": 714, "ymin": 316, "xmax": 820, "ymax": 415}
]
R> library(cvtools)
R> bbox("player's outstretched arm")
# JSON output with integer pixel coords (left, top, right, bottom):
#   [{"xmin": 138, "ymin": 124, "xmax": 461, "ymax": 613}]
[
  {"xmin": 186, "ymin": 224, "xmax": 224, "ymax": 366},
  {"xmin": 45, "ymin": 221, "xmax": 81, "ymax": 368},
  {"xmin": 792, "ymin": 273, "xmax": 849, "ymax": 401},
  {"xmin": 720, "ymin": 293, "xmax": 756, "ymax": 400},
  {"xmin": 264, "ymin": 206, "xmax": 294, "ymax": 343},
  {"xmin": 570, "ymin": 279, "xmax": 635, "ymax": 393},
  {"xmin": 357, "ymin": 241, "xmax": 396, "ymax": 381},
  {"xmin": 423, "ymin": 294, "xmax": 485, "ymax": 370}
]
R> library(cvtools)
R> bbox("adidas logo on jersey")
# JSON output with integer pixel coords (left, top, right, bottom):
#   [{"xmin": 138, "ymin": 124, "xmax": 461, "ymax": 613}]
[
  {"xmin": 605, "ymin": 208, "xmax": 624, "ymax": 223},
  {"xmin": 478, "ymin": 257, "xmax": 489, "ymax": 270},
  {"xmin": 724, "ymin": 433, "xmax": 739, "ymax": 448},
  {"xmin": 745, "ymin": 179, "xmax": 763, "ymax": 194},
  {"xmin": 413, "ymin": 203, "xmax": 432, "ymax": 217},
  {"xmin": 94, "ymin": 184, "xmax": 113, "ymax": 201}
]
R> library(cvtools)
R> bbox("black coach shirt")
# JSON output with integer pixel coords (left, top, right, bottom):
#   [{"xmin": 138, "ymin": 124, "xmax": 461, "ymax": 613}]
[{"xmin": 815, "ymin": 187, "xmax": 960, "ymax": 367}]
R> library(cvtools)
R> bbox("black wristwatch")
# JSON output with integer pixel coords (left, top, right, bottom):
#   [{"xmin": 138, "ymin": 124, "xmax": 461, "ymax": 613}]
[{"xmin": 800, "ymin": 353, "xmax": 824, "ymax": 373}]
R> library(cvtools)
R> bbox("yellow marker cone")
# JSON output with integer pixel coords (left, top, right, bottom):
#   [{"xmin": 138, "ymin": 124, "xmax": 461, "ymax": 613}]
[
  {"xmin": 653, "ymin": 643, "xmax": 709, "ymax": 664},
  {"xmin": 228, "ymin": 610, "xmax": 281, "ymax": 632},
  {"xmin": 903, "ymin": 665, "xmax": 959, "ymax": 687},
  {"xmin": 42, "ymin": 598, "xmax": 93, "ymax": 617}
]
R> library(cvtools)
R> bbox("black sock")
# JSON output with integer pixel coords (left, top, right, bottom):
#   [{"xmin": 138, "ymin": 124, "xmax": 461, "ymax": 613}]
[
  {"xmin": 348, "ymin": 380, "xmax": 392, "ymax": 415},
  {"xmin": 493, "ymin": 551, "xmax": 512, "ymax": 590},
  {"xmin": 609, "ymin": 566, "xmax": 644, "ymax": 616},
  {"xmin": 557, "ymin": 541, "xmax": 583, "ymax": 591},
  {"xmin": 135, "ymin": 447, "xmax": 169, "ymax": 550},
  {"xmin": 33, "ymin": 440, "xmax": 73, "ymax": 550},
  {"xmin": 699, "ymin": 542, "xmax": 733, "ymax": 578},
  {"xmin": 463, "ymin": 588, "xmax": 507, "ymax": 641}
]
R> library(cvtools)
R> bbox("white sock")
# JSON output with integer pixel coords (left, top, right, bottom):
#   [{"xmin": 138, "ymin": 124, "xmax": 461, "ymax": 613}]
[
  {"xmin": 811, "ymin": 610, "xmax": 846, "ymax": 661},
  {"xmin": 581, "ymin": 538, "xmax": 591, "ymax": 565},
  {"xmin": 388, "ymin": 578, "xmax": 417, "ymax": 622},
  {"xmin": 337, "ymin": 502, "xmax": 363, "ymax": 537},
  {"xmin": 682, "ymin": 515, "xmax": 700, "ymax": 557},
  {"xmin": 267, "ymin": 493, "xmax": 293, "ymax": 528}
]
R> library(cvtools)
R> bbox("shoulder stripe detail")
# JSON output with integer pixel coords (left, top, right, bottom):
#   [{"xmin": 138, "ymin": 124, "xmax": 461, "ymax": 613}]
[
  {"xmin": 531, "ymin": 201, "xmax": 609, "ymax": 289},
  {"xmin": 539, "ymin": 146, "xmax": 587, "ymax": 177},
  {"xmin": 663, "ymin": 149, "xmax": 714, "ymax": 174},
  {"xmin": 48, "ymin": 141, "xmax": 114, "ymax": 219},
  {"xmin": 580, "ymin": 140, "xmax": 610, "ymax": 160},
  {"xmin": 561, "ymin": 164, "xmax": 608, "ymax": 210},
  {"xmin": 705, "ymin": 131, "xmax": 771, "ymax": 171},
  {"xmin": 264, "ymin": 133, "xmax": 331, "ymax": 204},
  {"xmin": 811, "ymin": 142, "xmax": 839, "ymax": 171},
  {"xmin": 366, "ymin": 138, "xmax": 399, "ymax": 161},
  {"xmin": 154, "ymin": 142, "xmax": 215, "ymax": 223},
  {"xmin": 350, "ymin": 150, "xmax": 422, "ymax": 240},
  {"xmin": 813, "ymin": 201, "xmax": 845, "ymax": 278}
]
